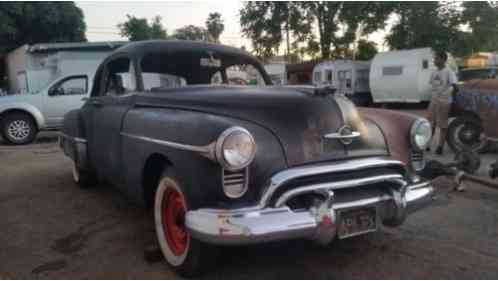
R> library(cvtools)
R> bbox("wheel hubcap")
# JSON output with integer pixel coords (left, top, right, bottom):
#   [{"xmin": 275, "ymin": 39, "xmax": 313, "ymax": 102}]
[
  {"xmin": 454, "ymin": 123, "xmax": 481, "ymax": 149},
  {"xmin": 162, "ymin": 187, "xmax": 188, "ymax": 256},
  {"xmin": 7, "ymin": 120, "xmax": 30, "ymax": 141}
]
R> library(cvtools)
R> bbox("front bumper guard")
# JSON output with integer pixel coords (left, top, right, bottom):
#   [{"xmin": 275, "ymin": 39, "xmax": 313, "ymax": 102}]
[{"xmin": 186, "ymin": 181, "xmax": 433, "ymax": 245}]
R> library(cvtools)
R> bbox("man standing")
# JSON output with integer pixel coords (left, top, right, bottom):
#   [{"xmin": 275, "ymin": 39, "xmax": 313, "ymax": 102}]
[{"xmin": 427, "ymin": 51, "xmax": 457, "ymax": 155}]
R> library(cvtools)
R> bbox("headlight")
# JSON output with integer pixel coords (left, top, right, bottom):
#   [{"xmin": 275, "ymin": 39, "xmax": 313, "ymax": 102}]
[
  {"xmin": 410, "ymin": 118, "xmax": 432, "ymax": 150},
  {"xmin": 215, "ymin": 127, "xmax": 257, "ymax": 171}
]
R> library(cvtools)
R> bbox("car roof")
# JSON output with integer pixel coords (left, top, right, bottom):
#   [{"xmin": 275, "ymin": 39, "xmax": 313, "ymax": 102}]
[{"xmin": 113, "ymin": 40, "xmax": 256, "ymax": 61}]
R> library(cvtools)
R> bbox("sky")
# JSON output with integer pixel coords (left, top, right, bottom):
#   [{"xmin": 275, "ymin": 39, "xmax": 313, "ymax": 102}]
[{"xmin": 77, "ymin": 1, "xmax": 392, "ymax": 53}]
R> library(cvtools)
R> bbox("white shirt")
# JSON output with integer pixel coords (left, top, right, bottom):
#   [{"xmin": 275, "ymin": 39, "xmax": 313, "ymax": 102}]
[{"xmin": 430, "ymin": 66, "xmax": 457, "ymax": 103}]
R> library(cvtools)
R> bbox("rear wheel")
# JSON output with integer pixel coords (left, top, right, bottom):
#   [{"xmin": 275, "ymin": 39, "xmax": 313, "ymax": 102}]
[
  {"xmin": 154, "ymin": 170, "xmax": 216, "ymax": 277},
  {"xmin": 447, "ymin": 116, "xmax": 488, "ymax": 153},
  {"xmin": 1, "ymin": 113, "xmax": 37, "ymax": 145}
]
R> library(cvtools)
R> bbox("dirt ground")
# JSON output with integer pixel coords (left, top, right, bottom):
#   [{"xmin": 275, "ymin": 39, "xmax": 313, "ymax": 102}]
[{"xmin": 1, "ymin": 126, "xmax": 498, "ymax": 279}]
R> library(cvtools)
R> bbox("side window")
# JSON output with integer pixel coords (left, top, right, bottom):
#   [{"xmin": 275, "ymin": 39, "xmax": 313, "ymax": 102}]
[
  {"xmin": 382, "ymin": 66, "xmax": 403, "ymax": 76},
  {"xmin": 49, "ymin": 76, "xmax": 87, "ymax": 96},
  {"xmin": 104, "ymin": 57, "xmax": 136, "ymax": 96}
]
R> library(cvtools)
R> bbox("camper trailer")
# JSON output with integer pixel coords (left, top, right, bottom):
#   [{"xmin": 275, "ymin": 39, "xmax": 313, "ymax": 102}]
[
  {"xmin": 312, "ymin": 60, "xmax": 371, "ymax": 104},
  {"xmin": 369, "ymin": 48, "xmax": 458, "ymax": 103}
]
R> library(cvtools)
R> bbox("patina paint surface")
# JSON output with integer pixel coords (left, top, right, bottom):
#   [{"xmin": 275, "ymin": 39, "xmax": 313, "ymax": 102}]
[{"xmin": 455, "ymin": 79, "xmax": 498, "ymax": 138}]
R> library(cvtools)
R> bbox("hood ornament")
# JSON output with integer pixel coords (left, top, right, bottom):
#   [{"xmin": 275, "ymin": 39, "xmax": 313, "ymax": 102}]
[{"xmin": 323, "ymin": 125, "xmax": 360, "ymax": 145}]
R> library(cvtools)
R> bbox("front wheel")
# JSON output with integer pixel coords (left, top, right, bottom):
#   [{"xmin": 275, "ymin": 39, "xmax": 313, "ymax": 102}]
[
  {"xmin": 1, "ymin": 113, "xmax": 37, "ymax": 145},
  {"xmin": 447, "ymin": 116, "xmax": 488, "ymax": 153},
  {"xmin": 154, "ymin": 170, "xmax": 217, "ymax": 277}
]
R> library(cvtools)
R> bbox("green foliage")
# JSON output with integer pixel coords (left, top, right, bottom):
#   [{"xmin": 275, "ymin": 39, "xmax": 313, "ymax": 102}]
[
  {"xmin": 386, "ymin": 2, "xmax": 456, "ymax": 53},
  {"xmin": 461, "ymin": 1, "xmax": 498, "ymax": 53},
  {"xmin": 118, "ymin": 15, "xmax": 168, "ymax": 41},
  {"xmin": 356, "ymin": 40, "xmax": 378, "ymax": 60},
  {"xmin": 385, "ymin": 2, "xmax": 498, "ymax": 57},
  {"xmin": 205, "ymin": 12, "xmax": 224, "ymax": 43},
  {"xmin": 172, "ymin": 25, "xmax": 208, "ymax": 41},
  {"xmin": 0, "ymin": 2, "xmax": 86, "ymax": 54},
  {"xmin": 240, "ymin": 2, "xmax": 393, "ymax": 59}
]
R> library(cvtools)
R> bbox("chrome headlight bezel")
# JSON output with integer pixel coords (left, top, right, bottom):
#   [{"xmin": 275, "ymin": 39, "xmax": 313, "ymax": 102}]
[
  {"xmin": 410, "ymin": 118, "xmax": 432, "ymax": 151},
  {"xmin": 215, "ymin": 126, "xmax": 257, "ymax": 172}
]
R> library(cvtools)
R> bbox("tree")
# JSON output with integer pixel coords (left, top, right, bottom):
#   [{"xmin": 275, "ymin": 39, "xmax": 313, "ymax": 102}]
[
  {"xmin": 118, "ymin": 15, "xmax": 168, "ymax": 41},
  {"xmin": 300, "ymin": 2, "xmax": 393, "ymax": 59},
  {"xmin": 460, "ymin": 1, "xmax": 498, "ymax": 53},
  {"xmin": 172, "ymin": 25, "xmax": 208, "ymax": 41},
  {"xmin": 205, "ymin": 12, "xmax": 224, "ymax": 43},
  {"xmin": 385, "ymin": 2, "xmax": 463, "ymax": 54},
  {"xmin": 355, "ymin": 40, "xmax": 378, "ymax": 60},
  {"xmin": 0, "ymin": 2, "xmax": 86, "ymax": 89},
  {"xmin": 0, "ymin": 2, "xmax": 86, "ymax": 54},
  {"xmin": 240, "ymin": 2, "xmax": 314, "ymax": 59},
  {"xmin": 240, "ymin": 2, "xmax": 393, "ymax": 59}
]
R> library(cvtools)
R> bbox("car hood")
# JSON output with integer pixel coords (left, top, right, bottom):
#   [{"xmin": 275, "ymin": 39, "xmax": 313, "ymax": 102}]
[{"xmin": 135, "ymin": 86, "xmax": 388, "ymax": 166}]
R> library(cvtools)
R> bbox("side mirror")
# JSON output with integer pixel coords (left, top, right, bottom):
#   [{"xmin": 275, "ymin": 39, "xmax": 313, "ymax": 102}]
[{"xmin": 48, "ymin": 87, "xmax": 61, "ymax": 96}]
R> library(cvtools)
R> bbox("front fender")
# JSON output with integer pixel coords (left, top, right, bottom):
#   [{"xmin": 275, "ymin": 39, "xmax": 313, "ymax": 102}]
[
  {"xmin": 0, "ymin": 101, "xmax": 46, "ymax": 129},
  {"xmin": 358, "ymin": 107, "xmax": 418, "ymax": 166},
  {"xmin": 121, "ymin": 107, "xmax": 287, "ymax": 208}
]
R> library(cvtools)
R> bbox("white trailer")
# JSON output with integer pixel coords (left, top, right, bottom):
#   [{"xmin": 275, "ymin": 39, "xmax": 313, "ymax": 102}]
[
  {"xmin": 5, "ymin": 41, "xmax": 127, "ymax": 95},
  {"xmin": 312, "ymin": 60, "xmax": 371, "ymax": 103},
  {"xmin": 369, "ymin": 48, "xmax": 458, "ymax": 103}
]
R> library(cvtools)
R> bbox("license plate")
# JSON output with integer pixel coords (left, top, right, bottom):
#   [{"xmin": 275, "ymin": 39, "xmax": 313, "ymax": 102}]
[{"xmin": 337, "ymin": 207, "xmax": 377, "ymax": 239}]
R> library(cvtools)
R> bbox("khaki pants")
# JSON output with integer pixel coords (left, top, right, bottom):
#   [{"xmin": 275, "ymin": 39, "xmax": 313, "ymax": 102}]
[{"xmin": 427, "ymin": 96, "xmax": 451, "ymax": 129}]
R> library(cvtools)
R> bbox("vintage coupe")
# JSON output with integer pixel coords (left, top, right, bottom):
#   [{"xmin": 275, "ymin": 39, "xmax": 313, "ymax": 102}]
[
  {"xmin": 449, "ymin": 79, "xmax": 498, "ymax": 153},
  {"xmin": 60, "ymin": 40, "xmax": 434, "ymax": 276}
]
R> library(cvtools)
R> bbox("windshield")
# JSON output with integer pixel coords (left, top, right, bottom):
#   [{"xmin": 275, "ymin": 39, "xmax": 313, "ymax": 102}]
[{"xmin": 140, "ymin": 51, "xmax": 268, "ymax": 92}]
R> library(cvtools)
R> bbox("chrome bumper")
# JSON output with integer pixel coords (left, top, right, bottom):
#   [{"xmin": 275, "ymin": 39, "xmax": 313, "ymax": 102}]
[{"xmin": 186, "ymin": 180, "xmax": 433, "ymax": 245}]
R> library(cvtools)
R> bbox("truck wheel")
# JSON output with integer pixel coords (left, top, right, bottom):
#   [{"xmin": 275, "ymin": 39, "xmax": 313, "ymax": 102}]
[
  {"xmin": 154, "ymin": 170, "xmax": 217, "ymax": 277},
  {"xmin": 447, "ymin": 116, "xmax": 488, "ymax": 153},
  {"xmin": 72, "ymin": 161, "xmax": 97, "ymax": 188},
  {"xmin": 1, "ymin": 113, "xmax": 37, "ymax": 145}
]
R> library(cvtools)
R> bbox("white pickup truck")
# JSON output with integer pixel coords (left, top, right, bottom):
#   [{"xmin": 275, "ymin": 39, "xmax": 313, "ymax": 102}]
[{"xmin": 0, "ymin": 73, "xmax": 92, "ymax": 144}]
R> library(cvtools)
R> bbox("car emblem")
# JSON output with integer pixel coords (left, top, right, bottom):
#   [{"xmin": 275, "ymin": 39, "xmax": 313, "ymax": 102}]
[{"xmin": 323, "ymin": 125, "xmax": 361, "ymax": 145}]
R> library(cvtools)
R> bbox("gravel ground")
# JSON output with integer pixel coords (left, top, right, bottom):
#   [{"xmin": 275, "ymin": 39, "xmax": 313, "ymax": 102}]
[{"xmin": 1, "ymin": 120, "xmax": 498, "ymax": 279}]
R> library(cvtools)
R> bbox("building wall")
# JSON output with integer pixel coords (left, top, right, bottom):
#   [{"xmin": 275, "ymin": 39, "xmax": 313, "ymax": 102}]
[{"xmin": 6, "ymin": 45, "xmax": 29, "ymax": 93}]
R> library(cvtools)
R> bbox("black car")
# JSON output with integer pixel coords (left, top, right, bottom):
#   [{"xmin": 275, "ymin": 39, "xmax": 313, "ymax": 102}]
[{"xmin": 60, "ymin": 40, "xmax": 434, "ymax": 276}]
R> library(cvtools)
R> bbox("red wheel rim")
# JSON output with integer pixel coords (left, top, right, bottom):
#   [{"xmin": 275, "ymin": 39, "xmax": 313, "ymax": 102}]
[{"xmin": 161, "ymin": 187, "xmax": 189, "ymax": 256}]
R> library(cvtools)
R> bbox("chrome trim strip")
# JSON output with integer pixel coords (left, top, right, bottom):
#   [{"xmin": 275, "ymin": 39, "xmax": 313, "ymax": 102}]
[
  {"xmin": 323, "ymin": 131, "xmax": 361, "ymax": 140},
  {"xmin": 275, "ymin": 174, "xmax": 405, "ymax": 207},
  {"xmin": 58, "ymin": 132, "xmax": 87, "ymax": 143},
  {"xmin": 121, "ymin": 132, "xmax": 210, "ymax": 154},
  {"xmin": 259, "ymin": 157, "xmax": 405, "ymax": 208},
  {"xmin": 185, "ymin": 180, "xmax": 434, "ymax": 245}
]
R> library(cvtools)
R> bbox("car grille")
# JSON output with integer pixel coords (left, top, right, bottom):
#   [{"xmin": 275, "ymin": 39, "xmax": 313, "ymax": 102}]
[{"xmin": 222, "ymin": 168, "xmax": 248, "ymax": 194}]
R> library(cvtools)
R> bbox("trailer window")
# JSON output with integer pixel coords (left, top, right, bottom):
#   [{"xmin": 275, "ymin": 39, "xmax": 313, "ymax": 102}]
[
  {"xmin": 422, "ymin": 60, "xmax": 429, "ymax": 69},
  {"xmin": 313, "ymin": 71, "xmax": 321, "ymax": 83},
  {"xmin": 382, "ymin": 66, "xmax": 403, "ymax": 76},
  {"xmin": 326, "ymin": 70, "xmax": 333, "ymax": 83}
]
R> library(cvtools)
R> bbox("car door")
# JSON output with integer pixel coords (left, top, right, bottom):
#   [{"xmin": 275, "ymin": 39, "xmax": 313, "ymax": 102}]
[
  {"xmin": 43, "ymin": 75, "xmax": 89, "ymax": 128},
  {"xmin": 84, "ymin": 55, "xmax": 138, "ymax": 186}
]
